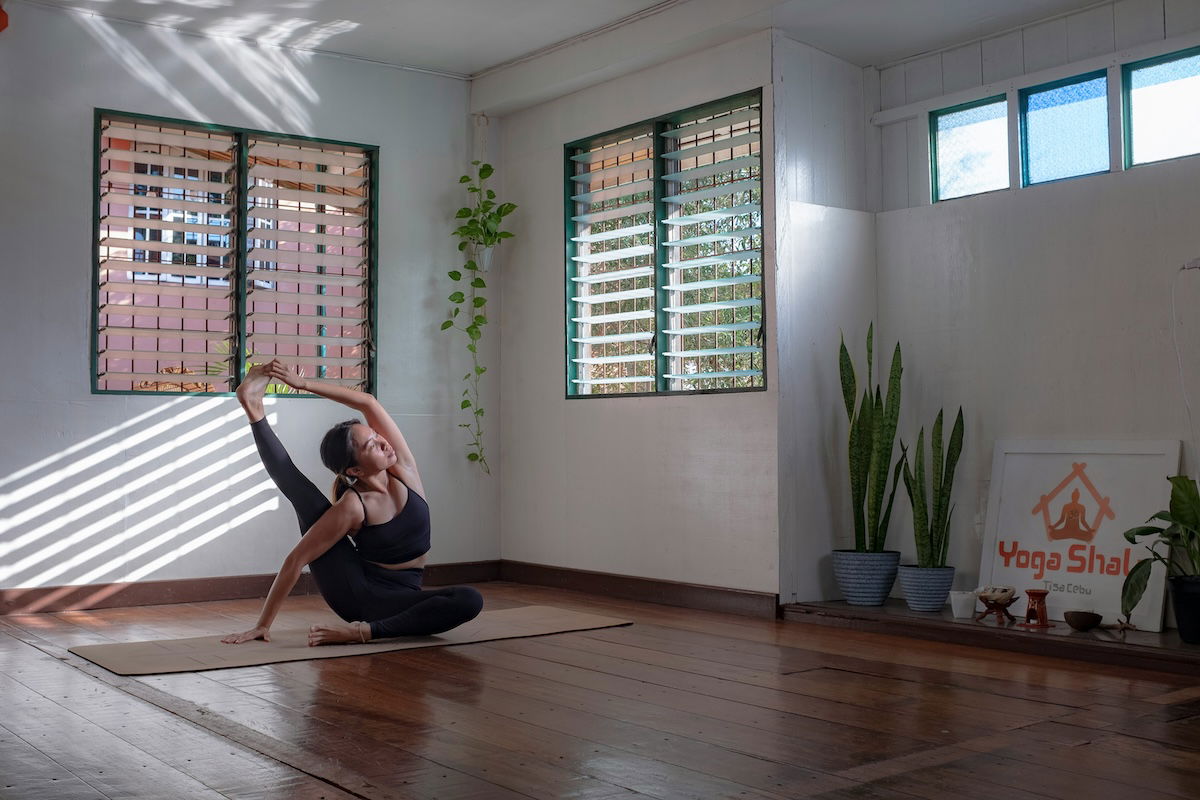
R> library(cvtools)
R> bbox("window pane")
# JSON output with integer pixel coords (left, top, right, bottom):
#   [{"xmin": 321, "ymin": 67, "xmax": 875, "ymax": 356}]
[
  {"xmin": 933, "ymin": 98, "xmax": 1009, "ymax": 201},
  {"xmin": 661, "ymin": 99, "xmax": 764, "ymax": 392},
  {"xmin": 1023, "ymin": 74, "xmax": 1108, "ymax": 184},
  {"xmin": 1128, "ymin": 50, "xmax": 1200, "ymax": 165}
]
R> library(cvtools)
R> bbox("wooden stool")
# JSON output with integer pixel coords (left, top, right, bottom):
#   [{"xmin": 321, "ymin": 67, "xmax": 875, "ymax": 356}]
[
  {"xmin": 1018, "ymin": 588, "xmax": 1054, "ymax": 629},
  {"xmin": 974, "ymin": 595, "xmax": 1017, "ymax": 624}
]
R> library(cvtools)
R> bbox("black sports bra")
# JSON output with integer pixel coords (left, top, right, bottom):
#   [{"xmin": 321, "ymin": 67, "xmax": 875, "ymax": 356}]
[{"xmin": 347, "ymin": 474, "xmax": 431, "ymax": 564}]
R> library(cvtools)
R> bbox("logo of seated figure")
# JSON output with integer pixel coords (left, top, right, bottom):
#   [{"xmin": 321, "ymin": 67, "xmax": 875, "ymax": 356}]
[{"xmin": 1031, "ymin": 462, "xmax": 1115, "ymax": 542}]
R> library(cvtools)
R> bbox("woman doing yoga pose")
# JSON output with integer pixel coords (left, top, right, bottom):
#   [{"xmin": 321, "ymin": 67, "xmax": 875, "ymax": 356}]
[{"xmin": 222, "ymin": 361, "xmax": 483, "ymax": 647}]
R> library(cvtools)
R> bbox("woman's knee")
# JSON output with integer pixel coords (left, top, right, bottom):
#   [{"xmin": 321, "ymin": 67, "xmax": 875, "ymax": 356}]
[{"xmin": 451, "ymin": 586, "xmax": 483, "ymax": 620}]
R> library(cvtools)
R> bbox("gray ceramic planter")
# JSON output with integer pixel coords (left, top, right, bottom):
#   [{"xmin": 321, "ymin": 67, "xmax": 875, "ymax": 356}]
[
  {"xmin": 832, "ymin": 550, "xmax": 900, "ymax": 606},
  {"xmin": 897, "ymin": 565, "xmax": 955, "ymax": 612}
]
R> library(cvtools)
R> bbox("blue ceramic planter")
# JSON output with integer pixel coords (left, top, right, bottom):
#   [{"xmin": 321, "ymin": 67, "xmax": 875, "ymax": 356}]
[
  {"xmin": 832, "ymin": 550, "xmax": 900, "ymax": 606},
  {"xmin": 897, "ymin": 565, "xmax": 956, "ymax": 612}
]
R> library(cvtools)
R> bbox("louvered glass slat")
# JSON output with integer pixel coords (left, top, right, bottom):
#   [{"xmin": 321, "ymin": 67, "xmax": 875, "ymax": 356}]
[
  {"xmin": 571, "ymin": 354, "xmax": 656, "ymax": 365},
  {"xmin": 664, "ymin": 299, "xmax": 761, "ymax": 314},
  {"xmin": 99, "ymin": 191, "xmax": 234, "ymax": 217},
  {"xmin": 571, "ymin": 201, "xmax": 654, "ymax": 225},
  {"xmin": 663, "ymin": 346, "xmax": 761, "ymax": 357},
  {"xmin": 572, "ymin": 224, "xmax": 655, "ymax": 244},
  {"xmin": 660, "ymin": 107, "xmax": 760, "ymax": 139},
  {"xmin": 570, "ymin": 179, "xmax": 653, "ymax": 205},
  {"xmin": 662, "ymin": 178, "xmax": 758, "ymax": 205},
  {"xmin": 660, "ymin": 131, "xmax": 759, "ymax": 160},
  {"xmin": 245, "ymin": 136, "xmax": 372, "ymax": 391},
  {"xmin": 102, "ymin": 171, "xmax": 233, "ymax": 196},
  {"xmin": 247, "ymin": 247, "xmax": 365, "ymax": 270},
  {"xmin": 664, "ymin": 321, "xmax": 760, "ymax": 335},
  {"xmin": 571, "ymin": 376, "xmax": 656, "ymax": 385},
  {"xmin": 98, "ymin": 116, "xmax": 239, "ymax": 392},
  {"xmin": 249, "ymin": 163, "xmax": 367, "ymax": 189},
  {"xmin": 248, "ymin": 141, "xmax": 367, "ymax": 168},
  {"xmin": 663, "ymin": 370, "xmax": 762, "ymax": 380},
  {"xmin": 664, "ymin": 228, "xmax": 760, "ymax": 248},
  {"xmin": 665, "ymin": 275, "xmax": 761, "ymax": 292},
  {"xmin": 570, "ymin": 135, "xmax": 654, "ymax": 164},
  {"xmin": 664, "ymin": 250, "xmax": 760, "ymax": 270},
  {"xmin": 101, "ymin": 148, "xmax": 233, "ymax": 174},
  {"xmin": 571, "ymin": 331, "xmax": 656, "ymax": 344},
  {"xmin": 571, "ymin": 244, "xmax": 655, "ymax": 264},
  {"xmin": 663, "ymin": 203, "xmax": 760, "ymax": 226},
  {"xmin": 571, "ymin": 288, "xmax": 655, "ymax": 305},
  {"xmin": 571, "ymin": 309, "xmax": 655, "ymax": 324},
  {"xmin": 662, "ymin": 155, "xmax": 759, "ymax": 183},
  {"xmin": 570, "ymin": 158, "xmax": 654, "ymax": 184},
  {"xmin": 570, "ymin": 266, "xmax": 655, "ymax": 284},
  {"xmin": 101, "ymin": 261, "xmax": 232, "ymax": 281}
]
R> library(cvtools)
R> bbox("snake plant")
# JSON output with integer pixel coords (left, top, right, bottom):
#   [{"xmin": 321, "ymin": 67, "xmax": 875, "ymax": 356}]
[
  {"xmin": 839, "ymin": 323, "xmax": 904, "ymax": 552},
  {"xmin": 902, "ymin": 408, "xmax": 964, "ymax": 568}
]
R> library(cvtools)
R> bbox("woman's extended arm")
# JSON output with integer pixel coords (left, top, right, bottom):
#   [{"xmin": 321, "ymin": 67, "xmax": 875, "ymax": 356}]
[
  {"xmin": 221, "ymin": 495, "xmax": 362, "ymax": 644},
  {"xmin": 267, "ymin": 362, "xmax": 423, "ymax": 489}
]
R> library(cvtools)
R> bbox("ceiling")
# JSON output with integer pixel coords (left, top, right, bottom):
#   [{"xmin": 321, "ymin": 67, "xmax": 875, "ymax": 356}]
[{"xmin": 28, "ymin": 0, "xmax": 1110, "ymax": 76}]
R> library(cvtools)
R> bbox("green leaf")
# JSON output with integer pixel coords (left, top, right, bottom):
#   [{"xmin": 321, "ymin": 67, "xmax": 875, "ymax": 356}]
[
  {"xmin": 1168, "ymin": 475, "xmax": 1200, "ymax": 531},
  {"xmin": 464, "ymin": 260, "xmax": 477, "ymax": 271},
  {"xmin": 458, "ymin": 423, "xmax": 471, "ymax": 428},
  {"xmin": 478, "ymin": 163, "xmax": 494, "ymax": 180},
  {"xmin": 448, "ymin": 270, "xmax": 462, "ymax": 281},
  {"xmin": 461, "ymin": 399, "xmax": 472, "ymax": 409},
  {"xmin": 474, "ymin": 315, "xmax": 487, "ymax": 325},
  {"xmin": 467, "ymin": 343, "xmax": 477, "ymax": 353},
  {"xmin": 486, "ymin": 190, "xmax": 495, "ymax": 199},
  {"xmin": 838, "ymin": 333, "xmax": 855, "ymax": 422},
  {"xmin": 474, "ymin": 408, "xmax": 484, "ymax": 416},
  {"xmin": 464, "ymin": 373, "xmax": 471, "ymax": 380},
  {"xmin": 497, "ymin": 231, "xmax": 514, "ymax": 239},
  {"xmin": 440, "ymin": 320, "xmax": 453, "ymax": 330},
  {"xmin": 471, "ymin": 160, "xmax": 480, "ymax": 166},
  {"xmin": 467, "ymin": 452, "xmax": 480, "ymax": 461},
  {"xmin": 497, "ymin": 202, "xmax": 517, "ymax": 216},
  {"xmin": 1124, "ymin": 525, "xmax": 1165, "ymax": 544},
  {"xmin": 473, "ymin": 297, "xmax": 487, "ymax": 307},
  {"xmin": 1121, "ymin": 557, "xmax": 1154, "ymax": 618},
  {"xmin": 467, "ymin": 327, "xmax": 482, "ymax": 341},
  {"xmin": 459, "ymin": 175, "xmax": 470, "ymax": 183},
  {"xmin": 471, "ymin": 277, "xmax": 486, "ymax": 288},
  {"xmin": 475, "ymin": 365, "xmax": 486, "ymax": 374},
  {"xmin": 455, "ymin": 208, "xmax": 472, "ymax": 219},
  {"xmin": 448, "ymin": 291, "xmax": 465, "ymax": 303},
  {"xmin": 458, "ymin": 241, "xmax": 468, "ymax": 251},
  {"xmin": 452, "ymin": 307, "xmax": 460, "ymax": 317}
]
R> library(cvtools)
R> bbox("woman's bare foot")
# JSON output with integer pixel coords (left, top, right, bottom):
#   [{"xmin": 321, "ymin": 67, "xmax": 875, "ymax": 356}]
[
  {"xmin": 308, "ymin": 621, "xmax": 370, "ymax": 646},
  {"xmin": 237, "ymin": 363, "xmax": 272, "ymax": 422}
]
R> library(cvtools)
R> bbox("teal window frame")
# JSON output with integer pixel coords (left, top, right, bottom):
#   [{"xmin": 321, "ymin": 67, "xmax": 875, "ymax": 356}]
[
  {"xmin": 1122, "ymin": 44, "xmax": 1200, "ymax": 170},
  {"xmin": 563, "ymin": 89, "xmax": 766, "ymax": 400},
  {"xmin": 1018, "ymin": 69, "xmax": 1109, "ymax": 187},
  {"xmin": 929, "ymin": 94, "xmax": 1008, "ymax": 203},
  {"xmin": 93, "ymin": 108, "xmax": 379, "ymax": 397}
]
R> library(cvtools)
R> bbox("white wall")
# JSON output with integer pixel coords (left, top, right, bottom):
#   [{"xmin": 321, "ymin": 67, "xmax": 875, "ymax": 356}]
[
  {"xmin": 0, "ymin": 2, "xmax": 495, "ymax": 594},
  {"xmin": 495, "ymin": 31, "xmax": 779, "ymax": 593},
  {"xmin": 878, "ymin": 157, "xmax": 1200, "ymax": 590},
  {"xmin": 772, "ymin": 34, "xmax": 877, "ymax": 602}
]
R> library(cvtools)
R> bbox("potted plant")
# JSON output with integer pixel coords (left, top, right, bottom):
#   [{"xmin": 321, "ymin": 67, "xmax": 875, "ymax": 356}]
[
  {"xmin": 1120, "ymin": 475, "xmax": 1200, "ymax": 643},
  {"xmin": 441, "ymin": 161, "xmax": 517, "ymax": 473},
  {"xmin": 834, "ymin": 323, "xmax": 905, "ymax": 605},
  {"xmin": 898, "ymin": 408, "xmax": 963, "ymax": 611}
]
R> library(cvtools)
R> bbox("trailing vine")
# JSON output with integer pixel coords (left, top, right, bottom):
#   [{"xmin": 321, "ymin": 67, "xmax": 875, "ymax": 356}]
[{"xmin": 441, "ymin": 161, "xmax": 516, "ymax": 473}]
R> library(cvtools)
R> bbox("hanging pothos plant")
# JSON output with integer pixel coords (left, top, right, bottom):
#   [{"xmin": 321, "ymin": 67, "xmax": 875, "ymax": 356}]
[{"xmin": 441, "ymin": 161, "xmax": 516, "ymax": 473}]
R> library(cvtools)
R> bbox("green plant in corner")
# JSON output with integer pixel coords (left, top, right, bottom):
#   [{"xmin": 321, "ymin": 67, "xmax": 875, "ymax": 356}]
[
  {"xmin": 441, "ymin": 161, "xmax": 517, "ymax": 473},
  {"xmin": 1119, "ymin": 475, "xmax": 1200, "ymax": 630},
  {"xmin": 901, "ymin": 408, "xmax": 964, "ymax": 567},
  {"xmin": 839, "ymin": 323, "xmax": 905, "ymax": 552}
]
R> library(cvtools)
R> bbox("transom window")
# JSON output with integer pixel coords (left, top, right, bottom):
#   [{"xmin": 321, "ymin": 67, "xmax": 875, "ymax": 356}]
[
  {"xmin": 94, "ymin": 111, "xmax": 375, "ymax": 394},
  {"xmin": 565, "ymin": 91, "xmax": 764, "ymax": 397}
]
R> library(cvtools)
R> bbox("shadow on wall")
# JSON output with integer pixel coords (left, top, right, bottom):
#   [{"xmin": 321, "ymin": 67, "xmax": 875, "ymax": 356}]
[
  {"xmin": 76, "ymin": 4, "xmax": 361, "ymax": 133},
  {"xmin": 0, "ymin": 397, "xmax": 278, "ymax": 613}
]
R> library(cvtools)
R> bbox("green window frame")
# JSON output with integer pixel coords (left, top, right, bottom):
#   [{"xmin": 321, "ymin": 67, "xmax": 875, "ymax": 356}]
[
  {"xmin": 1019, "ymin": 70, "xmax": 1109, "ymax": 187},
  {"xmin": 1123, "ymin": 44, "xmax": 1200, "ymax": 169},
  {"xmin": 93, "ymin": 109, "xmax": 378, "ymax": 396},
  {"xmin": 930, "ymin": 94, "xmax": 1009, "ymax": 203},
  {"xmin": 564, "ymin": 90, "xmax": 765, "ymax": 398}
]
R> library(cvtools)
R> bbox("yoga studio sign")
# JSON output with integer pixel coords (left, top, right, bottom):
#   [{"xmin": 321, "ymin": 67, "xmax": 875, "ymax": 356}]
[{"xmin": 979, "ymin": 440, "xmax": 1180, "ymax": 631}]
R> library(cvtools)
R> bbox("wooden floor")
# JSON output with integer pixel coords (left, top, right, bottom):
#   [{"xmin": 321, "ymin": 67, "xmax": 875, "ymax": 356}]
[{"xmin": 2, "ymin": 583, "xmax": 1200, "ymax": 800}]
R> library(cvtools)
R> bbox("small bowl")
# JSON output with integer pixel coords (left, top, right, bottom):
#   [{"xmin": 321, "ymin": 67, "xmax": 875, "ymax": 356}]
[{"xmin": 1064, "ymin": 610, "xmax": 1102, "ymax": 632}]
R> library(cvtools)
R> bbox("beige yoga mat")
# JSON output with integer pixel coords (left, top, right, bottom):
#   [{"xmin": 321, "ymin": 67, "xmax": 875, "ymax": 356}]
[{"xmin": 68, "ymin": 605, "xmax": 630, "ymax": 676}]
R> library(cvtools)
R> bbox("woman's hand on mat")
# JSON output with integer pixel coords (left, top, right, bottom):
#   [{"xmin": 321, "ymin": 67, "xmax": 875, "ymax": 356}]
[
  {"xmin": 267, "ymin": 360, "xmax": 309, "ymax": 391},
  {"xmin": 221, "ymin": 626, "xmax": 271, "ymax": 644}
]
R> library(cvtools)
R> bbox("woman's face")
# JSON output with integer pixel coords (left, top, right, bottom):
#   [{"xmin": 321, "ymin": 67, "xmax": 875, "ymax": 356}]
[{"xmin": 347, "ymin": 424, "xmax": 396, "ymax": 476}]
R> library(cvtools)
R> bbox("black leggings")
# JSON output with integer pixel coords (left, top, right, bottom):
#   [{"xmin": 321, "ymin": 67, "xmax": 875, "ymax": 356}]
[{"xmin": 249, "ymin": 418, "xmax": 483, "ymax": 639}]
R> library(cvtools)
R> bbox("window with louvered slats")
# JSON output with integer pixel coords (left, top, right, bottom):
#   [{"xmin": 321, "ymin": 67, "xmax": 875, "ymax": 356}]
[
  {"xmin": 95, "ymin": 112, "xmax": 375, "ymax": 394},
  {"xmin": 565, "ymin": 91, "xmax": 763, "ymax": 397}
]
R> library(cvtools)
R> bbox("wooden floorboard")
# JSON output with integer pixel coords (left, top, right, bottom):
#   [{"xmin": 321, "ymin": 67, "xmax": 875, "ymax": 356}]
[{"xmin": 1, "ymin": 581, "xmax": 1199, "ymax": 799}]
